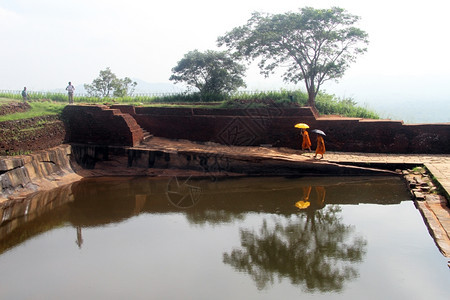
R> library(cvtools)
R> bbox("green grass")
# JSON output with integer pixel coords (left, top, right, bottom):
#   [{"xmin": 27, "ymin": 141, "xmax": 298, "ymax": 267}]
[
  {"xmin": 139, "ymin": 103, "xmax": 223, "ymax": 108},
  {"xmin": 315, "ymin": 93, "xmax": 380, "ymax": 119},
  {"xmin": 412, "ymin": 166, "xmax": 423, "ymax": 172},
  {"xmin": 0, "ymin": 97, "xmax": 20, "ymax": 104},
  {"xmin": 0, "ymin": 89, "xmax": 380, "ymax": 119},
  {"xmin": 0, "ymin": 101, "xmax": 66, "ymax": 122},
  {"xmin": 20, "ymin": 125, "xmax": 45, "ymax": 132}
]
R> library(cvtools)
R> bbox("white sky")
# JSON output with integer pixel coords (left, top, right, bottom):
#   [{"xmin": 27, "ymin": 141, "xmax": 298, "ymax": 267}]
[{"xmin": 1, "ymin": 0, "xmax": 449, "ymax": 122}]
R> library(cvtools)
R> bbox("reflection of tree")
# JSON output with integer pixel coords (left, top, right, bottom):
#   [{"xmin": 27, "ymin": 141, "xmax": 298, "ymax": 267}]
[
  {"xmin": 223, "ymin": 201, "xmax": 367, "ymax": 292},
  {"xmin": 185, "ymin": 210, "xmax": 245, "ymax": 225}
]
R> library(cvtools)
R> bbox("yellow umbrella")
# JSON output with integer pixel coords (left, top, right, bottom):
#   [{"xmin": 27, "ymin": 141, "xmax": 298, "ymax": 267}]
[
  {"xmin": 294, "ymin": 123, "xmax": 309, "ymax": 129},
  {"xmin": 295, "ymin": 200, "xmax": 311, "ymax": 209}
]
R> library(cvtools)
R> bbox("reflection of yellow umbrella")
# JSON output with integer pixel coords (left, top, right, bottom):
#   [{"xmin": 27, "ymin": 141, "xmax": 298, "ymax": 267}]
[
  {"xmin": 295, "ymin": 200, "xmax": 311, "ymax": 209},
  {"xmin": 294, "ymin": 123, "xmax": 309, "ymax": 129}
]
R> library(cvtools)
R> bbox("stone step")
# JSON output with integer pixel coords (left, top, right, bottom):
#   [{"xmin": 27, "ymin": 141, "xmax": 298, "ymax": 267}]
[{"xmin": 142, "ymin": 130, "xmax": 153, "ymax": 142}]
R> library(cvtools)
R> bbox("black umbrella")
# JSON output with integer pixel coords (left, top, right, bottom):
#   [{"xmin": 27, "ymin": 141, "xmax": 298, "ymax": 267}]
[{"xmin": 311, "ymin": 129, "xmax": 326, "ymax": 136}]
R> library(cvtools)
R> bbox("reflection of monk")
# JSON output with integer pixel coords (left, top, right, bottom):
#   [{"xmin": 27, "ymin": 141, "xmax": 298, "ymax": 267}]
[
  {"xmin": 314, "ymin": 186, "xmax": 326, "ymax": 209},
  {"xmin": 295, "ymin": 186, "xmax": 326, "ymax": 210},
  {"xmin": 302, "ymin": 186, "xmax": 311, "ymax": 201},
  {"xmin": 295, "ymin": 186, "xmax": 312, "ymax": 209},
  {"xmin": 314, "ymin": 135, "xmax": 326, "ymax": 159},
  {"xmin": 301, "ymin": 129, "xmax": 311, "ymax": 151}
]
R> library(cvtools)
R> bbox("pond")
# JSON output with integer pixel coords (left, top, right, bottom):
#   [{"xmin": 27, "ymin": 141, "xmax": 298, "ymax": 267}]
[{"xmin": 0, "ymin": 176, "xmax": 448, "ymax": 300}]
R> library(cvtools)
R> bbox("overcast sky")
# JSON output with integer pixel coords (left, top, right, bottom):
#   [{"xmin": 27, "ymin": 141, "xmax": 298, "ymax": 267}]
[{"xmin": 1, "ymin": 0, "xmax": 449, "ymax": 122}]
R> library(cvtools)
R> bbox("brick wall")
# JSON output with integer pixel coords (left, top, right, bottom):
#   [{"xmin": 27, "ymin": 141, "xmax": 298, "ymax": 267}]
[
  {"xmin": 62, "ymin": 105, "xmax": 144, "ymax": 146},
  {"xmin": 75, "ymin": 105, "xmax": 450, "ymax": 154}
]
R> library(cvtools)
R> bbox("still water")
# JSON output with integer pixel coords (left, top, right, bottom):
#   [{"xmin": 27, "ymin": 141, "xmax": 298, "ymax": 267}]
[{"xmin": 0, "ymin": 176, "xmax": 448, "ymax": 300}]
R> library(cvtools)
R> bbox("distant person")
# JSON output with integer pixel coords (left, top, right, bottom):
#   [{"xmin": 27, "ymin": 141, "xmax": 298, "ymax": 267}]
[
  {"xmin": 301, "ymin": 128, "xmax": 311, "ymax": 152},
  {"xmin": 21, "ymin": 87, "xmax": 28, "ymax": 101},
  {"xmin": 314, "ymin": 135, "xmax": 326, "ymax": 159},
  {"xmin": 66, "ymin": 81, "xmax": 75, "ymax": 104}
]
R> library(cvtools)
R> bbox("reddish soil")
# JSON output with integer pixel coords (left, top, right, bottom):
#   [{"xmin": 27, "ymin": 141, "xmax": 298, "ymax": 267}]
[
  {"xmin": 0, "ymin": 103, "xmax": 66, "ymax": 155},
  {"xmin": 0, "ymin": 102, "xmax": 31, "ymax": 116}
]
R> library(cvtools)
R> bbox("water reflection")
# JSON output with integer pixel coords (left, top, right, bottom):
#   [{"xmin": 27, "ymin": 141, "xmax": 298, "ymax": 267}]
[
  {"xmin": 75, "ymin": 226, "xmax": 83, "ymax": 248},
  {"xmin": 296, "ymin": 186, "xmax": 327, "ymax": 231},
  {"xmin": 0, "ymin": 176, "xmax": 408, "ymax": 254},
  {"xmin": 295, "ymin": 186, "xmax": 326, "ymax": 210},
  {"xmin": 223, "ymin": 184, "xmax": 366, "ymax": 292},
  {"xmin": 1, "ymin": 176, "xmax": 447, "ymax": 299},
  {"xmin": 166, "ymin": 176, "xmax": 202, "ymax": 209},
  {"xmin": 0, "ymin": 176, "xmax": 411, "ymax": 294},
  {"xmin": 0, "ymin": 185, "xmax": 73, "ymax": 254}
]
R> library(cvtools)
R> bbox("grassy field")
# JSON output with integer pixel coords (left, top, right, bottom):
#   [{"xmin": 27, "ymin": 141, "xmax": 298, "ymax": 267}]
[
  {"xmin": 0, "ymin": 101, "xmax": 66, "ymax": 122},
  {"xmin": 0, "ymin": 89, "xmax": 380, "ymax": 120},
  {"xmin": 0, "ymin": 97, "xmax": 20, "ymax": 104}
]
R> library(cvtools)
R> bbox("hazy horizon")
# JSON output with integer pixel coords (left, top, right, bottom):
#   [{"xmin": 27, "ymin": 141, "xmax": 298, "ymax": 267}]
[
  {"xmin": 2, "ymin": 77, "xmax": 446, "ymax": 124},
  {"xmin": 1, "ymin": 0, "xmax": 448, "ymax": 124}
]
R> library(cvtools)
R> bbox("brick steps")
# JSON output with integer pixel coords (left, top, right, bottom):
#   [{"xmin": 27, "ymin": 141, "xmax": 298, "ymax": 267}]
[
  {"xmin": 142, "ymin": 129, "xmax": 153, "ymax": 142},
  {"xmin": 62, "ymin": 105, "xmax": 146, "ymax": 147}
]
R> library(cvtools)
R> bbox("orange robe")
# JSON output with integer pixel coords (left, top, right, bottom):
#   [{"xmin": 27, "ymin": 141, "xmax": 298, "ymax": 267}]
[
  {"xmin": 315, "ymin": 135, "xmax": 326, "ymax": 155},
  {"xmin": 302, "ymin": 130, "xmax": 311, "ymax": 150}
]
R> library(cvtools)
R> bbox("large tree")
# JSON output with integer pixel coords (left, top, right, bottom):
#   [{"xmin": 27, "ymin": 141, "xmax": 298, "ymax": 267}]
[
  {"xmin": 169, "ymin": 50, "xmax": 246, "ymax": 99},
  {"xmin": 217, "ymin": 7, "xmax": 369, "ymax": 107},
  {"xmin": 84, "ymin": 67, "xmax": 137, "ymax": 98}
]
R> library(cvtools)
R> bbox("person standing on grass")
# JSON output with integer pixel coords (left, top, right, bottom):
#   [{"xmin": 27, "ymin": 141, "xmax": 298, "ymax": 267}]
[
  {"xmin": 66, "ymin": 81, "xmax": 75, "ymax": 104},
  {"xmin": 301, "ymin": 128, "xmax": 311, "ymax": 152},
  {"xmin": 21, "ymin": 87, "xmax": 28, "ymax": 101}
]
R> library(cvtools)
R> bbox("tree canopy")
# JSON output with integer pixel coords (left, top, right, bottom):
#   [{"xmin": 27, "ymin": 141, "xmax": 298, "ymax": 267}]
[
  {"xmin": 84, "ymin": 67, "xmax": 137, "ymax": 98},
  {"xmin": 217, "ymin": 7, "xmax": 369, "ymax": 107},
  {"xmin": 169, "ymin": 50, "xmax": 246, "ymax": 99}
]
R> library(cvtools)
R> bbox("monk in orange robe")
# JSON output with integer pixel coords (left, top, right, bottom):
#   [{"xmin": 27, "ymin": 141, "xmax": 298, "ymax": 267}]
[
  {"xmin": 314, "ymin": 135, "xmax": 326, "ymax": 159},
  {"xmin": 301, "ymin": 129, "xmax": 311, "ymax": 151}
]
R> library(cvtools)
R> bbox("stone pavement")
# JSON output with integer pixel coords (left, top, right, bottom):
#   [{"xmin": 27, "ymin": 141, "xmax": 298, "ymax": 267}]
[
  {"xmin": 144, "ymin": 137, "xmax": 450, "ymax": 197},
  {"xmin": 319, "ymin": 151, "xmax": 450, "ymax": 200}
]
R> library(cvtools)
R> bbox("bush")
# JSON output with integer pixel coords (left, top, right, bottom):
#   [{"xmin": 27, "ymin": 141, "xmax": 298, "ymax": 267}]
[{"xmin": 315, "ymin": 92, "xmax": 379, "ymax": 119}]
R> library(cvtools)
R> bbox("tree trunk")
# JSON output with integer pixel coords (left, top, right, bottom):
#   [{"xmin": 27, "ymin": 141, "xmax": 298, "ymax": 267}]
[
  {"xmin": 306, "ymin": 78, "xmax": 316, "ymax": 108},
  {"xmin": 307, "ymin": 90, "xmax": 315, "ymax": 107}
]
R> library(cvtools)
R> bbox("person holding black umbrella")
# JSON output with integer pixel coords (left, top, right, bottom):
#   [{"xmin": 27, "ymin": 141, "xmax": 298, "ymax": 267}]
[{"xmin": 312, "ymin": 129, "xmax": 326, "ymax": 159}]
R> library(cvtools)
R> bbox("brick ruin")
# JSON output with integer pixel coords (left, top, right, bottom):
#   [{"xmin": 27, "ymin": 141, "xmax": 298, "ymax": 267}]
[{"xmin": 61, "ymin": 105, "xmax": 450, "ymax": 154}]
